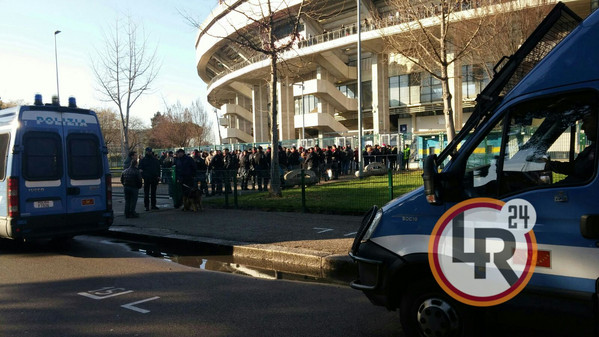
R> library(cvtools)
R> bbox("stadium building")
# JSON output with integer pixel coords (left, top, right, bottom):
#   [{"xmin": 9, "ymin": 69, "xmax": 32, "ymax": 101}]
[{"xmin": 195, "ymin": 0, "xmax": 597, "ymax": 157}]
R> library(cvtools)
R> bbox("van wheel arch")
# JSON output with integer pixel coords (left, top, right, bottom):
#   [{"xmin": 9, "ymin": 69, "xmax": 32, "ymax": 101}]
[
  {"xmin": 388, "ymin": 254, "xmax": 431, "ymax": 309},
  {"xmin": 397, "ymin": 275, "xmax": 484, "ymax": 337}
]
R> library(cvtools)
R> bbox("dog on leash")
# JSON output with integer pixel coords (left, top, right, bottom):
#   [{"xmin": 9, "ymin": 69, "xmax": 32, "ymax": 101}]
[{"xmin": 182, "ymin": 184, "xmax": 203, "ymax": 212}]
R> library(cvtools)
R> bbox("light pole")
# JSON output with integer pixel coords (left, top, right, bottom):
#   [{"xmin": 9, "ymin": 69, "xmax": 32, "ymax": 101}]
[
  {"xmin": 214, "ymin": 108, "xmax": 222, "ymax": 145},
  {"xmin": 54, "ymin": 30, "xmax": 61, "ymax": 104},
  {"xmin": 293, "ymin": 82, "xmax": 305, "ymax": 146},
  {"xmin": 356, "ymin": 0, "xmax": 364, "ymax": 177},
  {"xmin": 301, "ymin": 82, "xmax": 305, "ymax": 146}
]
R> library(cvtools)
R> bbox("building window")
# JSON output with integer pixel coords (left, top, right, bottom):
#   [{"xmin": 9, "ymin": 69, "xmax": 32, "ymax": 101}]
[
  {"xmin": 336, "ymin": 83, "xmax": 356, "ymax": 99},
  {"xmin": 462, "ymin": 64, "xmax": 490, "ymax": 100},
  {"xmin": 420, "ymin": 72, "xmax": 442, "ymax": 103},
  {"xmin": 389, "ymin": 74, "xmax": 410, "ymax": 107},
  {"xmin": 295, "ymin": 95, "xmax": 320, "ymax": 115},
  {"xmin": 336, "ymin": 82, "xmax": 372, "ymax": 110},
  {"xmin": 592, "ymin": 0, "xmax": 598, "ymax": 11}
]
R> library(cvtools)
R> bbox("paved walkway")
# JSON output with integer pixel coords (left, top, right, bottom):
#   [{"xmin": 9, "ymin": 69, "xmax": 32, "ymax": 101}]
[{"xmin": 108, "ymin": 185, "xmax": 362, "ymax": 282}]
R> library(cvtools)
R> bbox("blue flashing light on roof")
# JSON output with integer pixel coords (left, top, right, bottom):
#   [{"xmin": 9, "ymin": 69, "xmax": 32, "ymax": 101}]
[
  {"xmin": 34, "ymin": 94, "xmax": 43, "ymax": 106},
  {"xmin": 68, "ymin": 96, "xmax": 77, "ymax": 108}
]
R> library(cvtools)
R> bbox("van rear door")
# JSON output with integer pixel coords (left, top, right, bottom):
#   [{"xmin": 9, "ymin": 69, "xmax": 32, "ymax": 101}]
[
  {"xmin": 63, "ymin": 117, "xmax": 107, "ymax": 224},
  {"xmin": 19, "ymin": 108, "xmax": 106, "ymax": 237},
  {"xmin": 20, "ymin": 111, "xmax": 68, "ymax": 234}
]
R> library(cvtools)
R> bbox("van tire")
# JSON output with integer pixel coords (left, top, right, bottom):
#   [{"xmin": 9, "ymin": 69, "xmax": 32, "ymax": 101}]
[{"xmin": 399, "ymin": 279, "xmax": 483, "ymax": 337}]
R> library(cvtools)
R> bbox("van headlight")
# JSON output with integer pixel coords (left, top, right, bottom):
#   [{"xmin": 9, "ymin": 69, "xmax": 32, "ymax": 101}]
[{"xmin": 362, "ymin": 208, "xmax": 383, "ymax": 241}]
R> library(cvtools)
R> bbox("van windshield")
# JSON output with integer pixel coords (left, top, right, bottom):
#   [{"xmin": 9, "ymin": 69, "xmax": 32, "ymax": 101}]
[{"xmin": 459, "ymin": 91, "xmax": 598, "ymax": 199}]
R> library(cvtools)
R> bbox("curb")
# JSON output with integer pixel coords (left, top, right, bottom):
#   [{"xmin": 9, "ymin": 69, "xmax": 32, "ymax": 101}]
[{"xmin": 104, "ymin": 226, "xmax": 357, "ymax": 284}]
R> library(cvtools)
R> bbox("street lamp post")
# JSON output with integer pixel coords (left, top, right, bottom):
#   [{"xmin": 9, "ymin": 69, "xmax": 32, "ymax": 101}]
[
  {"xmin": 54, "ymin": 30, "xmax": 61, "ymax": 104},
  {"xmin": 214, "ymin": 108, "xmax": 223, "ymax": 145},
  {"xmin": 356, "ymin": 0, "xmax": 364, "ymax": 177},
  {"xmin": 292, "ymin": 82, "xmax": 305, "ymax": 147}
]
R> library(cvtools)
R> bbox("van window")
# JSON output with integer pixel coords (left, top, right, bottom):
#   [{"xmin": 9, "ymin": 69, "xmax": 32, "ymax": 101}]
[
  {"xmin": 23, "ymin": 132, "xmax": 62, "ymax": 181},
  {"xmin": 461, "ymin": 91, "xmax": 598, "ymax": 198},
  {"xmin": 67, "ymin": 134, "xmax": 102, "ymax": 179},
  {"xmin": 0, "ymin": 133, "xmax": 9, "ymax": 181}
]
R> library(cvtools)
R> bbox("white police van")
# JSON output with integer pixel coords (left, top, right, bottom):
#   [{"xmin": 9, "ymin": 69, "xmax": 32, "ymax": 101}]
[
  {"xmin": 350, "ymin": 4, "xmax": 599, "ymax": 336},
  {"xmin": 0, "ymin": 95, "xmax": 113, "ymax": 241}
]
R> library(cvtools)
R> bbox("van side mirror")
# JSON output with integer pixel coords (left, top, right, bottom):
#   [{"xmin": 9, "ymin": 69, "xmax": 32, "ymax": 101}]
[
  {"xmin": 422, "ymin": 155, "xmax": 441, "ymax": 205},
  {"xmin": 580, "ymin": 215, "xmax": 599, "ymax": 239}
]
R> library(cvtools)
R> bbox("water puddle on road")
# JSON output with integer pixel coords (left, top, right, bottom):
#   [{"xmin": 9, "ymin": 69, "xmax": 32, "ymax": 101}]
[{"xmin": 111, "ymin": 239, "xmax": 346, "ymax": 285}]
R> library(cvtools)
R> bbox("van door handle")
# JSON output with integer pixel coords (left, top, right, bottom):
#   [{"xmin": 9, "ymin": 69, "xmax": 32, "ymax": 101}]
[{"xmin": 67, "ymin": 187, "xmax": 80, "ymax": 195}]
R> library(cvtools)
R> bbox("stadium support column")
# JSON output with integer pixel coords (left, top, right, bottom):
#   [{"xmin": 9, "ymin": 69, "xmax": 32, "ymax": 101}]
[
  {"xmin": 252, "ymin": 83, "xmax": 270, "ymax": 143},
  {"xmin": 372, "ymin": 53, "xmax": 390, "ymax": 134},
  {"xmin": 277, "ymin": 77, "xmax": 295, "ymax": 141}
]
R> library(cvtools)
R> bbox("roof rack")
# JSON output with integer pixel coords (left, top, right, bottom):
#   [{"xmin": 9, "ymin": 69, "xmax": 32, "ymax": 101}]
[{"xmin": 439, "ymin": 2, "xmax": 582, "ymax": 161}]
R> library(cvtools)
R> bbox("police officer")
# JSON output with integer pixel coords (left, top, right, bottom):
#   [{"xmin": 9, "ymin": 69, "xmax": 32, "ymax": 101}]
[
  {"xmin": 138, "ymin": 147, "xmax": 161, "ymax": 211},
  {"xmin": 192, "ymin": 150, "xmax": 208, "ymax": 197}
]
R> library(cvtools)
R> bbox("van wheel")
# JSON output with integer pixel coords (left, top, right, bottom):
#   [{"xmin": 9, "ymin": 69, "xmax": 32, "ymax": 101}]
[{"xmin": 399, "ymin": 279, "xmax": 482, "ymax": 337}]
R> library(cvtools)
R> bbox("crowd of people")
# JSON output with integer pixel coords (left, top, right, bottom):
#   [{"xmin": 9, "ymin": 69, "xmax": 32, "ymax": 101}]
[{"xmin": 120, "ymin": 143, "xmax": 413, "ymax": 217}]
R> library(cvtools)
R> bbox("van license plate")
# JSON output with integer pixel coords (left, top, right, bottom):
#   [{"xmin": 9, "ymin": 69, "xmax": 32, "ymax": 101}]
[
  {"xmin": 34, "ymin": 200, "xmax": 54, "ymax": 208},
  {"xmin": 82, "ymin": 199, "xmax": 95, "ymax": 206}
]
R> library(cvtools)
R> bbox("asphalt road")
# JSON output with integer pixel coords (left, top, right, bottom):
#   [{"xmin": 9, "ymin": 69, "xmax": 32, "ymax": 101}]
[{"xmin": 0, "ymin": 236, "xmax": 403, "ymax": 337}]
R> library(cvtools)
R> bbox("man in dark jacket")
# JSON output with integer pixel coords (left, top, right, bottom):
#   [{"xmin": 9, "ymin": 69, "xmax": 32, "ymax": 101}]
[
  {"xmin": 174, "ymin": 149, "xmax": 197, "ymax": 208},
  {"xmin": 138, "ymin": 147, "xmax": 161, "ymax": 211},
  {"xmin": 253, "ymin": 146, "xmax": 269, "ymax": 191},
  {"xmin": 192, "ymin": 150, "xmax": 209, "ymax": 196},
  {"xmin": 223, "ymin": 148, "xmax": 239, "ymax": 193},
  {"xmin": 239, "ymin": 149, "xmax": 251, "ymax": 190},
  {"xmin": 120, "ymin": 159, "xmax": 142, "ymax": 218},
  {"xmin": 209, "ymin": 150, "xmax": 225, "ymax": 195},
  {"xmin": 287, "ymin": 146, "xmax": 301, "ymax": 170}
]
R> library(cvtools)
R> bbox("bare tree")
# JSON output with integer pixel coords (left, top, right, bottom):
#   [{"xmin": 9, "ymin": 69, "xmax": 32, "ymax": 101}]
[
  {"xmin": 188, "ymin": 99, "xmax": 213, "ymax": 146},
  {"xmin": 128, "ymin": 116, "xmax": 148, "ymax": 152},
  {"xmin": 466, "ymin": 2, "xmax": 553, "ymax": 79},
  {"xmin": 0, "ymin": 99, "xmax": 23, "ymax": 110},
  {"xmin": 95, "ymin": 107, "xmax": 121, "ymax": 148},
  {"xmin": 382, "ymin": 0, "xmax": 513, "ymax": 142},
  {"xmin": 148, "ymin": 101, "xmax": 210, "ymax": 148},
  {"xmin": 182, "ymin": 0, "xmax": 307, "ymax": 197},
  {"xmin": 92, "ymin": 15, "xmax": 160, "ymax": 158}
]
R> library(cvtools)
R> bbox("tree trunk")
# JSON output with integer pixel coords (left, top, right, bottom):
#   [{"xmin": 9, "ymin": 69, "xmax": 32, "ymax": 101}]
[
  {"xmin": 269, "ymin": 53, "xmax": 282, "ymax": 197},
  {"xmin": 440, "ymin": 10, "xmax": 455, "ymax": 144},
  {"xmin": 441, "ymin": 68, "xmax": 456, "ymax": 144}
]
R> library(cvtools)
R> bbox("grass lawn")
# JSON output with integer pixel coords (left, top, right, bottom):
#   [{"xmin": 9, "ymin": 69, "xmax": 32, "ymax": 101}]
[{"xmin": 203, "ymin": 171, "xmax": 424, "ymax": 215}]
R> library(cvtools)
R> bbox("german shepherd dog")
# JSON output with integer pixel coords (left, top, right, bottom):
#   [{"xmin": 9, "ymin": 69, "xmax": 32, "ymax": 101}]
[{"xmin": 182, "ymin": 184, "xmax": 203, "ymax": 212}]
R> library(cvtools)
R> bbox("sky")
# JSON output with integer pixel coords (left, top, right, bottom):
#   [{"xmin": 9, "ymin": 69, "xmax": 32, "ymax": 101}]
[{"xmin": 0, "ymin": 0, "xmax": 218, "ymax": 128}]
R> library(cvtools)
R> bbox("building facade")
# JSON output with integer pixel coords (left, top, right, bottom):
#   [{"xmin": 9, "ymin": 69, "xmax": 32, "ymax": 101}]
[{"xmin": 195, "ymin": 0, "xmax": 596, "ymax": 151}]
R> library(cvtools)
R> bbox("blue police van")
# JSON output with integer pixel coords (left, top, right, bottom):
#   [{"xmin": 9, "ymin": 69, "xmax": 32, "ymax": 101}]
[
  {"xmin": 350, "ymin": 3, "xmax": 599, "ymax": 336},
  {"xmin": 0, "ymin": 95, "xmax": 113, "ymax": 241}
]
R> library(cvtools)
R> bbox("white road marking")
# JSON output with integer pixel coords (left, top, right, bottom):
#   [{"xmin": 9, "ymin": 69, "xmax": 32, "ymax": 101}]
[
  {"xmin": 313, "ymin": 227, "xmax": 334, "ymax": 234},
  {"xmin": 78, "ymin": 287, "xmax": 133, "ymax": 300},
  {"xmin": 121, "ymin": 296, "xmax": 160, "ymax": 314},
  {"xmin": 344, "ymin": 232, "xmax": 358, "ymax": 237}
]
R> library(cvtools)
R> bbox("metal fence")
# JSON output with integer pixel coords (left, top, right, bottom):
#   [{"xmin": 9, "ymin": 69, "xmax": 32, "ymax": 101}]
[{"xmin": 123, "ymin": 167, "xmax": 423, "ymax": 215}]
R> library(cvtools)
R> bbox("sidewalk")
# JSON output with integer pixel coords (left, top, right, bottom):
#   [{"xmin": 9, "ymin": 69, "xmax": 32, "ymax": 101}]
[{"xmin": 107, "ymin": 185, "xmax": 362, "ymax": 282}]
